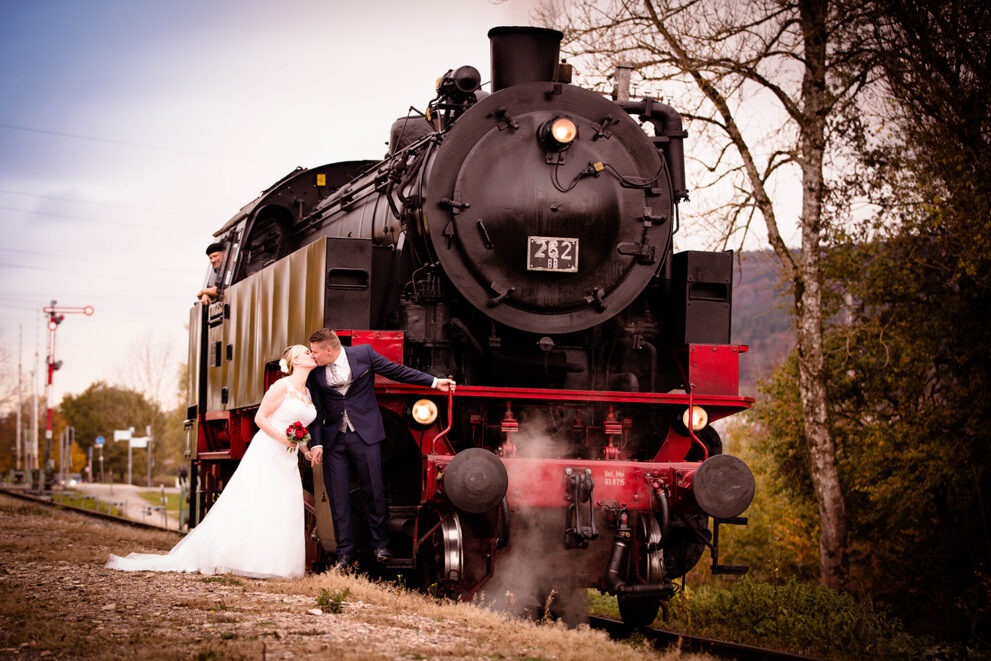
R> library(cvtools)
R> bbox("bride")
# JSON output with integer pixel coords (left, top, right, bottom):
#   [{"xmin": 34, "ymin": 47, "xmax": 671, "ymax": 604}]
[{"xmin": 106, "ymin": 345, "xmax": 317, "ymax": 578}]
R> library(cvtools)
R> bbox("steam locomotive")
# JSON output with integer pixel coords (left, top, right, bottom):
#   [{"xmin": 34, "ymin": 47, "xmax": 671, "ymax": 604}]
[{"xmin": 185, "ymin": 26, "xmax": 754, "ymax": 626}]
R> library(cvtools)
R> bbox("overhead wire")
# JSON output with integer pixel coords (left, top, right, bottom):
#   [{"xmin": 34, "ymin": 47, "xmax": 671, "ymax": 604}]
[{"xmin": 0, "ymin": 122, "xmax": 276, "ymax": 165}]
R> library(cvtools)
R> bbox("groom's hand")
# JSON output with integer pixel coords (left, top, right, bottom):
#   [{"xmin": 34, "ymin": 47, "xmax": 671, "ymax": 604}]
[{"xmin": 308, "ymin": 446, "xmax": 323, "ymax": 467}]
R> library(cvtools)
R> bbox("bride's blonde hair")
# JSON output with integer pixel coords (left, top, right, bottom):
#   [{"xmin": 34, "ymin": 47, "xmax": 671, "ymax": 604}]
[{"xmin": 279, "ymin": 345, "xmax": 305, "ymax": 375}]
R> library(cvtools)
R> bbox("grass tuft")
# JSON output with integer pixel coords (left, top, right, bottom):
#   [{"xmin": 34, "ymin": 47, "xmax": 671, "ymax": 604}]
[{"xmin": 316, "ymin": 587, "xmax": 351, "ymax": 613}]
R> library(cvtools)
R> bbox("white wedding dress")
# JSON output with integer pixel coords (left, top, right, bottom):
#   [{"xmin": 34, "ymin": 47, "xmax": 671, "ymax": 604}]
[{"xmin": 106, "ymin": 379, "xmax": 316, "ymax": 579}]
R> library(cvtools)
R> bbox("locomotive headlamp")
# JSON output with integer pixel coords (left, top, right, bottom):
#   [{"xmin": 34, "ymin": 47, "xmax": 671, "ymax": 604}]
[
  {"xmin": 436, "ymin": 65, "xmax": 482, "ymax": 100},
  {"xmin": 550, "ymin": 117, "xmax": 578, "ymax": 143},
  {"xmin": 682, "ymin": 405, "xmax": 709, "ymax": 432},
  {"xmin": 409, "ymin": 398, "xmax": 439, "ymax": 426},
  {"xmin": 539, "ymin": 117, "xmax": 578, "ymax": 152}
]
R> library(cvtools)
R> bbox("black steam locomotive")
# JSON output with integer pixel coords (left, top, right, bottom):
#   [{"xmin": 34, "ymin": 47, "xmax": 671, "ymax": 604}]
[{"xmin": 186, "ymin": 26, "xmax": 754, "ymax": 625}]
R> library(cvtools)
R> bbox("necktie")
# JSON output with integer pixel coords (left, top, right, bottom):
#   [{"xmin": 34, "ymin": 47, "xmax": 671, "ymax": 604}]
[{"xmin": 329, "ymin": 362, "xmax": 353, "ymax": 431}]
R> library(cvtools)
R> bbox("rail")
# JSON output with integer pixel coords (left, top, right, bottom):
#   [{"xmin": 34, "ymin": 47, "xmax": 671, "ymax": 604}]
[
  {"xmin": 0, "ymin": 487, "xmax": 185, "ymax": 536},
  {"xmin": 587, "ymin": 614, "xmax": 822, "ymax": 661}
]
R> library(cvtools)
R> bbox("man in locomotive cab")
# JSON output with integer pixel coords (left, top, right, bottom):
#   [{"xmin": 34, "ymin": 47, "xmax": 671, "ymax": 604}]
[{"xmin": 196, "ymin": 242, "xmax": 226, "ymax": 306}]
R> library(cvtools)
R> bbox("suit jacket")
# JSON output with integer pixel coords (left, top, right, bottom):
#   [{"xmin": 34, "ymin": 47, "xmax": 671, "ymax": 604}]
[{"xmin": 307, "ymin": 344, "xmax": 435, "ymax": 447}]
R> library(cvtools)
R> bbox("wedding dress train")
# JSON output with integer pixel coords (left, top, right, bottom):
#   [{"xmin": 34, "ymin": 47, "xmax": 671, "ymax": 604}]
[{"xmin": 106, "ymin": 379, "xmax": 315, "ymax": 578}]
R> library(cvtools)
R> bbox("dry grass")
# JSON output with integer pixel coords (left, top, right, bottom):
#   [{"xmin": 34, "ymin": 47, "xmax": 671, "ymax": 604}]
[{"xmin": 0, "ymin": 493, "xmax": 711, "ymax": 660}]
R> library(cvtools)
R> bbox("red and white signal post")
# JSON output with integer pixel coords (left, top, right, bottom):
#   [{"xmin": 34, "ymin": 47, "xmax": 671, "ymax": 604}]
[{"xmin": 40, "ymin": 300, "xmax": 94, "ymax": 491}]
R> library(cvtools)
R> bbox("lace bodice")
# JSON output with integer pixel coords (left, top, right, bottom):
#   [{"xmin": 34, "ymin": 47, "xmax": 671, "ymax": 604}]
[{"xmin": 270, "ymin": 379, "xmax": 317, "ymax": 431}]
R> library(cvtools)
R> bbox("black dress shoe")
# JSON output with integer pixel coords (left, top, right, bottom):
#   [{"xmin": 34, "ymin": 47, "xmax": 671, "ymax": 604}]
[
  {"xmin": 332, "ymin": 554, "xmax": 353, "ymax": 570},
  {"xmin": 373, "ymin": 547, "xmax": 392, "ymax": 563}
]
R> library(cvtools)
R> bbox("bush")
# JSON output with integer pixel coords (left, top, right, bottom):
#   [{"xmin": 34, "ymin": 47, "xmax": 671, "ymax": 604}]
[{"xmin": 667, "ymin": 577, "xmax": 922, "ymax": 659}]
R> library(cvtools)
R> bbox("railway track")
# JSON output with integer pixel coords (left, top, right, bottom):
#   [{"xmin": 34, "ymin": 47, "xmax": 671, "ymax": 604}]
[
  {"xmin": 587, "ymin": 614, "xmax": 820, "ymax": 660},
  {"xmin": 5, "ymin": 487, "xmax": 817, "ymax": 659},
  {"xmin": 0, "ymin": 486, "xmax": 184, "ymax": 535}
]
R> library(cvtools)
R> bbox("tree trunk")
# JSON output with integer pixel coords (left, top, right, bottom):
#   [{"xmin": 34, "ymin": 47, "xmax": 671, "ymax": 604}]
[
  {"xmin": 793, "ymin": 0, "xmax": 847, "ymax": 588},
  {"xmin": 549, "ymin": 0, "xmax": 853, "ymax": 587},
  {"xmin": 795, "ymin": 243, "xmax": 848, "ymax": 588}
]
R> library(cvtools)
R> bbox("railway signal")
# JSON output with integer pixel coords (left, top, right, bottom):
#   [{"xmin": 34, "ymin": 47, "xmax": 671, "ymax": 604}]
[{"xmin": 39, "ymin": 300, "xmax": 94, "ymax": 492}]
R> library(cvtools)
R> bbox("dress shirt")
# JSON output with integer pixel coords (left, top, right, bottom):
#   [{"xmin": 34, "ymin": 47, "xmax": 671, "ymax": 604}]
[
  {"xmin": 326, "ymin": 354, "xmax": 352, "ymax": 394},
  {"xmin": 327, "ymin": 354, "xmax": 354, "ymax": 432}
]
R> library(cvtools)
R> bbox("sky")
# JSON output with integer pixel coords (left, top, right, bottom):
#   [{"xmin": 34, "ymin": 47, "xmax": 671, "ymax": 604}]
[
  {"xmin": 0, "ymin": 0, "xmax": 798, "ymax": 413},
  {"xmin": 0, "ymin": 0, "xmax": 546, "ymax": 408}
]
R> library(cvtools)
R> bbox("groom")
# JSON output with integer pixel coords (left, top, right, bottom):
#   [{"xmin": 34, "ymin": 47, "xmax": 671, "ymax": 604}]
[{"xmin": 306, "ymin": 328, "xmax": 455, "ymax": 569}]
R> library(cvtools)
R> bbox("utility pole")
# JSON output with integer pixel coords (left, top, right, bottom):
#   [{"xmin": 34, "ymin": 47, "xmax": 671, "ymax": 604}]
[
  {"xmin": 16, "ymin": 325, "xmax": 22, "ymax": 473},
  {"xmin": 30, "ymin": 329, "xmax": 39, "ymax": 488},
  {"xmin": 146, "ymin": 424, "xmax": 153, "ymax": 488},
  {"xmin": 41, "ymin": 300, "xmax": 94, "ymax": 491}
]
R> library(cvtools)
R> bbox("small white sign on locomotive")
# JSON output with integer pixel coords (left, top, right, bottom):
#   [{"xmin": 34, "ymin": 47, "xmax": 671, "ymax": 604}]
[{"xmin": 527, "ymin": 236, "xmax": 578, "ymax": 272}]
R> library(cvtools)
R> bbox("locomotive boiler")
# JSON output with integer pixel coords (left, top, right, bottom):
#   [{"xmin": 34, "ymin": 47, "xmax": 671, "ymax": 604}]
[{"xmin": 185, "ymin": 26, "xmax": 755, "ymax": 626}]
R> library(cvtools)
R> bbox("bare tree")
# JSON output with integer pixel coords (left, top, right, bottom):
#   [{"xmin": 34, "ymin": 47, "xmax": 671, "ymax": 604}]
[
  {"xmin": 112, "ymin": 331, "xmax": 180, "ymax": 409},
  {"xmin": 538, "ymin": 0, "xmax": 877, "ymax": 588}
]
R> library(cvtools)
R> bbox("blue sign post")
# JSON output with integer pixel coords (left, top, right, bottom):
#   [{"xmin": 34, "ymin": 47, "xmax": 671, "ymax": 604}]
[{"xmin": 95, "ymin": 437, "xmax": 105, "ymax": 482}]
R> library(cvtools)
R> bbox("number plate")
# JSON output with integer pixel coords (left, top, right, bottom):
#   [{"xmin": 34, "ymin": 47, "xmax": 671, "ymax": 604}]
[{"xmin": 527, "ymin": 236, "xmax": 579, "ymax": 272}]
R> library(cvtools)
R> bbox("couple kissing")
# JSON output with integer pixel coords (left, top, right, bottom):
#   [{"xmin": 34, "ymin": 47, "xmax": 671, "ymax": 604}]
[{"xmin": 106, "ymin": 327, "xmax": 454, "ymax": 579}]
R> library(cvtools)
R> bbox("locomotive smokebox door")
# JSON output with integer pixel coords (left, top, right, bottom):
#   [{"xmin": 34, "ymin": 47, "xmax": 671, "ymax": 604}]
[
  {"xmin": 423, "ymin": 83, "xmax": 671, "ymax": 335},
  {"xmin": 669, "ymin": 250, "xmax": 733, "ymax": 345}
]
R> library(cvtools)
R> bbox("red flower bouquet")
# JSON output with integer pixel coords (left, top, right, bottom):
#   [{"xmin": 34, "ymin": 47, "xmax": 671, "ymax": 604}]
[{"xmin": 285, "ymin": 421, "xmax": 311, "ymax": 453}]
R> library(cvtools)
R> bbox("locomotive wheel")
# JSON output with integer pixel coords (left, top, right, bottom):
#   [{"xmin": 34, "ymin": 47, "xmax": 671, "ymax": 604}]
[
  {"xmin": 617, "ymin": 513, "xmax": 664, "ymax": 627},
  {"xmin": 635, "ymin": 513, "xmax": 664, "ymax": 584},
  {"xmin": 494, "ymin": 497, "xmax": 510, "ymax": 549},
  {"xmin": 439, "ymin": 514, "xmax": 464, "ymax": 582},
  {"xmin": 417, "ymin": 508, "xmax": 465, "ymax": 598}
]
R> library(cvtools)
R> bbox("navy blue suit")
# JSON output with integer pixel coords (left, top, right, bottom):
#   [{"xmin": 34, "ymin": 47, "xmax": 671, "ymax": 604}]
[{"xmin": 307, "ymin": 344, "xmax": 434, "ymax": 557}]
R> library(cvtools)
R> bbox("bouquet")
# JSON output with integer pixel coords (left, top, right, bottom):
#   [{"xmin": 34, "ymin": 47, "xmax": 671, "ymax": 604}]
[{"xmin": 285, "ymin": 421, "xmax": 311, "ymax": 454}]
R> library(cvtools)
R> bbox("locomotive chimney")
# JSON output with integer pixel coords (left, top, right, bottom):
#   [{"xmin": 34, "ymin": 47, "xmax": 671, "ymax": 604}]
[
  {"xmin": 487, "ymin": 26, "xmax": 563, "ymax": 92},
  {"xmin": 613, "ymin": 61, "xmax": 634, "ymax": 102}
]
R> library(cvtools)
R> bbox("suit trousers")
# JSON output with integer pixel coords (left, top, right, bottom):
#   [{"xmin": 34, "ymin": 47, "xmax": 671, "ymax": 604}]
[{"xmin": 323, "ymin": 429, "xmax": 388, "ymax": 556}]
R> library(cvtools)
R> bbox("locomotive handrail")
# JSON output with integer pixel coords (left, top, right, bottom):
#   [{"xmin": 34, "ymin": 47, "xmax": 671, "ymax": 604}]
[
  {"xmin": 430, "ymin": 387, "xmax": 456, "ymax": 454},
  {"xmin": 687, "ymin": 384, "xmax": 710, "ymax": 461},
  {"xmin": 375, "ymin": 382, "xmax": 754, "ymax": 409}
]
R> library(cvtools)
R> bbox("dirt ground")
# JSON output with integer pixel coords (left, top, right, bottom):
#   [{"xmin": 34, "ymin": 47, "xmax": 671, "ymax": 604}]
[{"xmin": 0, "ymin": 493, "xmax": 708, "ymax": 660}]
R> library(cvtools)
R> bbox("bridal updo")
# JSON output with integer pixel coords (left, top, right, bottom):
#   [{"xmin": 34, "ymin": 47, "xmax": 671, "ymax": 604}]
[{"xmin": 279, "ymin": 345, "xmax": 306, "ymax": 375}]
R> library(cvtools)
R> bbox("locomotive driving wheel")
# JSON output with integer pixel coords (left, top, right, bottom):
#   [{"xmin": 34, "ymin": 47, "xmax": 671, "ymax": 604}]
[
  {"xmin": 618, "ymin": 513, "xmax": 665, "ymax": 627},
  {"xmin": 417, "ymin": 507, "xmax": 465, "ymax": 598},
  {"xmin": 636, "ymin": 513, "xmax": 664, "ymax": 584}
]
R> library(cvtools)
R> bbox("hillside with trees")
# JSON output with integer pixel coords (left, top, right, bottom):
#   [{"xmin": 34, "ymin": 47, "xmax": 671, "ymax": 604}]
[{"xmin": 731, "ymin": 251, "xmax": 794, "ymax": 395}]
